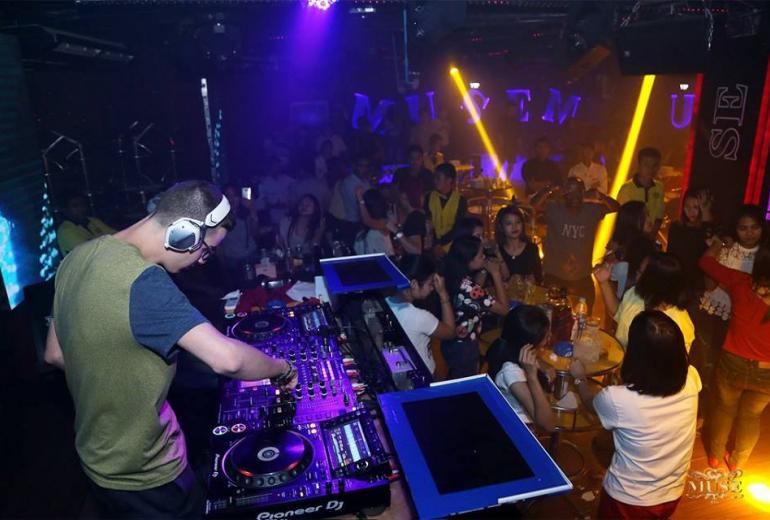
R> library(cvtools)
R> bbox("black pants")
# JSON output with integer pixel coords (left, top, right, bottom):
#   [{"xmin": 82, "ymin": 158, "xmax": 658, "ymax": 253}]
[{"xmin": 89, "ymin": 464, "xmax": 204, "ymax": 519}]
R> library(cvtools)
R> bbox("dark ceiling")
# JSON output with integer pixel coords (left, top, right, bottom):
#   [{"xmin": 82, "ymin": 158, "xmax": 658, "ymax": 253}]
[{"xmin": 0, "ymin": 0, "xmax": 766, "ymax": 79}]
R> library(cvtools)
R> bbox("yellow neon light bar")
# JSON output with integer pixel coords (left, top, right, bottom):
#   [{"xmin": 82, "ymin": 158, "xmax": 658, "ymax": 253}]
[
  {"xmin": 450, "ymin": 66, "xmax": 505, "ymax": 180},
  {"xmin": 592, "ymin": 74, "xmax": 656, "ymax": 264}
]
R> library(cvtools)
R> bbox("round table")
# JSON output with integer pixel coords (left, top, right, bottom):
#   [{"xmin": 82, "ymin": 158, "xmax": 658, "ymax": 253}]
[
  {"xmin": 537, "ymin": 329, "xmax": 625, "ymax": 395},
  {"xmin": 537, "ymin": 330, "xmax": 624, "ymax": 478}
]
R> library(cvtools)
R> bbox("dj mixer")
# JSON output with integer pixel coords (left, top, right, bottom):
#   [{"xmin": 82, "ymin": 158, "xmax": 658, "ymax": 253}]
[{"xmin": 204, "ymin": 304, "xmax": 391, "ymax": 519}]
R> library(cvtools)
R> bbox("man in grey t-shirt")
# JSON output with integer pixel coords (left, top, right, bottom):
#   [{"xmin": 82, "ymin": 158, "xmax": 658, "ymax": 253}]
[{"xmin": 533, "ymin": 177, "xmax": 619, "ymax": 312}]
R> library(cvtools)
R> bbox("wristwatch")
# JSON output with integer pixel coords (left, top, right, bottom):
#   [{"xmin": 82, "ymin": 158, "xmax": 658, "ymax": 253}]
[{"xmin": 394, "ymin": 231, "xmax": 404, "ymax": 240}]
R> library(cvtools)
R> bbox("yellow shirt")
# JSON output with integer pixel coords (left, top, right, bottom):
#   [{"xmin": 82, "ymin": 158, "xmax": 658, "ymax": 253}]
[
  {"xmin": 57, "ymin": 218, "xmax": 115, "ymax": 255},
  {"xmin": 617, "ymin": 177, "xmax": 665, "ymax": 221},
  {"xmin": 613, "ymin": 288, "xmax": 694, "ymax": 351}
]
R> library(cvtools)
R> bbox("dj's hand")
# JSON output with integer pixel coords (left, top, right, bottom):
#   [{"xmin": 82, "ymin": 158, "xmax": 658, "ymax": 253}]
[
  {"xmin": 282, "ymin": 371, "xmax": 299, "ymax": 391},
  {"xmin": 271, "ymin": 360, "xmax": 298, "ymax": 390}
]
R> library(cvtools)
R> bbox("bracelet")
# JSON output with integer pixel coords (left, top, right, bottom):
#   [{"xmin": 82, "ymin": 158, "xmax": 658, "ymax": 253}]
[
  {"xmin": 394, "ymin": 231, "xmax": 404, "ymax": 240},
  {"xmin": 440, "ymin": 298, "xmax": 451, "ymax": 304},
  {"xmin": 573, "ymin": 377, "xmax": 586, "ymax": 386},
  {"xmin": 358, "ymin": 199, "xmax": 366, "ymax": 205},
  {"xmin": 270, "ymin": 360, "xmax": 296, "ymax": 386}
]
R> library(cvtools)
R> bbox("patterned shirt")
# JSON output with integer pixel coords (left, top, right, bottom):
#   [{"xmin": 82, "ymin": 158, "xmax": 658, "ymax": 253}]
[{"xmin": 452, "ymin": 276, "xmax": 496, "ymax": 341}]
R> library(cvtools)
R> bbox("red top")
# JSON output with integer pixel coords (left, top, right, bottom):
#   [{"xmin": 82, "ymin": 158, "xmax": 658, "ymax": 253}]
[{"xmin": 699, "ymin": 256, "xmax": 770, "ymax": 362}]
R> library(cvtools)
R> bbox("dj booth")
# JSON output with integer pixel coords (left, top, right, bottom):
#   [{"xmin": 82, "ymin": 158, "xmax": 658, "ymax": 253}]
[{"xmin": 204, "ymin": 254, "xmax": 571, "ymax": 519}]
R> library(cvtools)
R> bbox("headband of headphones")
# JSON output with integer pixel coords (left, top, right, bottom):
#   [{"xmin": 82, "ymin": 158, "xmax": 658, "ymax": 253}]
[
  {"xmin": 204, "ymin": 195, "xmax": 231, "ymax": 227},
  {"xmin": 164, "ymin": 195, "xmax": 231, "ymax": 252}
]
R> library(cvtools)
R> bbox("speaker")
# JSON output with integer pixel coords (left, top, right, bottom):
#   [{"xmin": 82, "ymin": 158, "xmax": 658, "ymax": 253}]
[{"xmin": 616, "ymin": 17, "xmax": 709, "ymax": 75}]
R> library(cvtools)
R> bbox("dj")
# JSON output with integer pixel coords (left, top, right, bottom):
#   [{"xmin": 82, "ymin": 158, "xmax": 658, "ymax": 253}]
[{"xmin": 43, "ymin": 181, "xmax": 297, "ymax": 519}]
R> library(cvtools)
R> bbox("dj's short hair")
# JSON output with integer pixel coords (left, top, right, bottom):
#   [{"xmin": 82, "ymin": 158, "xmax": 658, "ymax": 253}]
[{"xmin": 152, "ymin": 180, "xmax": 230, "ymax": 228}]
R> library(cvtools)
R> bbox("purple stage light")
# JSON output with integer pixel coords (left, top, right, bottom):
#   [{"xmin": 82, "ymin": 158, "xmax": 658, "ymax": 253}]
[{"xmin": 307, "ymin": 0, "xmax": 336, "ymax": 11}]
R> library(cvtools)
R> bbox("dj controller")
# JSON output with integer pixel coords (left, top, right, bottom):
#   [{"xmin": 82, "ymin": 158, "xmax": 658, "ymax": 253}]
[{"xmin": 205, "ymin": 304, "xmax": 392, "ymax": 519}]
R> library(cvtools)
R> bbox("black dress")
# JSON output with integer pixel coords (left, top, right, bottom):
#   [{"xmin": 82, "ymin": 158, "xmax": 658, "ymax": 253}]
[
  {"xmin": 501, "ymin": 241, "xmax": 543, "ymax": 283},
  {"xmin": 667, "ymin": 221, "xmax": 708, "ymax": 294}
]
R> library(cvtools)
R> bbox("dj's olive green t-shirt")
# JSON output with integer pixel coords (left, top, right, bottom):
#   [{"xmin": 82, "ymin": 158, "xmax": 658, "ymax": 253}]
[{"xmin": 53, "ymin": 236, "xmax": 206, "ymax": 490}]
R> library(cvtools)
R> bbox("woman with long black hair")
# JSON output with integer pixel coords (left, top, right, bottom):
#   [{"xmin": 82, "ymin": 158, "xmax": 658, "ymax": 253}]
[
  {"xmin": 695, "ymin": 204, "xmax": 766, "ymax": 409},
  {"xmin": 277, "ymin": 194, "xmax": 324, "ymax": 254},
  {"xmin": 667, "ymin": 188, "xmax": 713, "ymax": 296},
  {"xmin": 494, "ymin": 206, "xmax": 542, "ymax": 283},
  {"xmin": 487, "ymin": 305, "xmax": 555, "ymax": 431},
  {"xmin": 701, "ymin": 240, "xmax": 770, "ymax": 472},
  {"xmin": 439, "ymin": 236, "xmax": 508, "ymax": 379}
]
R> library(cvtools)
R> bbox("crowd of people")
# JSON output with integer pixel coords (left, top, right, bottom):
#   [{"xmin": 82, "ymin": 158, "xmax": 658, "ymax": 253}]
[{"xmin": 50, "ymin": 120, "xmax": 770, "ymax": 519}]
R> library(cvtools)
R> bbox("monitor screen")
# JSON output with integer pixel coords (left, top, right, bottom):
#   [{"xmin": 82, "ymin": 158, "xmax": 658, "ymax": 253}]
[
  {"xmin": 378, "ymin": 376, "xmax": 571, "ymax": 518},
  {"xmin": 402, "ymin": 392, "xmax": 534, "ymax": 495},
  {"xmin": 332, "ymin": 258, "xmax": 392, "ymax": 287},
  {"xmin": 320, "ymin": 254, "xmax": 409, "ymax": 295}
]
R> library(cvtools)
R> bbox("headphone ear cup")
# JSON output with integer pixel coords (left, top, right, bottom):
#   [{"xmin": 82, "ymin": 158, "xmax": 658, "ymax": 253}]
[{"xmin": 165, "ymin": 219, "xmax": 202, "ymax": 252}]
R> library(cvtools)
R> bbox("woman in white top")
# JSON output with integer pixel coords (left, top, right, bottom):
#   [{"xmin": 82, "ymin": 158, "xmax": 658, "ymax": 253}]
[
  {"xmin": 690, "ymin": 204, "xmax": 766, "ymax": 412},
  {"xmin": 487, "ymin": 305, "xmax": 556, "ymax": 432},
  {"xmin": 596, "ymin": 252, "xmax": 695, "ymax": 352},
  {"xmin": 571, "ymin": 310, "xmax": 701, "ymax": 519},
  {"xmin": 385, "ymin": 256, "xmax": 456, "ymax": 375},
  {"xmin": 700, "ymin": 204, "xmax": 765, "ymax": 320}
]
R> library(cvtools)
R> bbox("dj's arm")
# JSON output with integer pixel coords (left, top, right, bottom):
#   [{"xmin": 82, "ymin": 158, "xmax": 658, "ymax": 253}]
[
  {"xmin": 44, "ymin": 319, "xmax": 65, "ymax": 370},
  {"xmin": 178, "ymin": 322, "xmax": 294, "ymax": 384}
]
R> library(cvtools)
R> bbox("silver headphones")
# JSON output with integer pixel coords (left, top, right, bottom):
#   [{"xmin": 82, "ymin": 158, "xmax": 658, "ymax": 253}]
[{"xmin": 164, "ymin": 195, "xmax": 231, "ymax": 252}]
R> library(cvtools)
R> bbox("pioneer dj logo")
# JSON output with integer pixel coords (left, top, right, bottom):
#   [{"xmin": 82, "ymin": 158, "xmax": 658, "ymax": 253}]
[
  {"xmin": 212, "ymin": 453, "xmax": 221, "ymax": 478},
  {"xmin": 255, "ymin": 501, "xmax": 344, "ymax": 520}
]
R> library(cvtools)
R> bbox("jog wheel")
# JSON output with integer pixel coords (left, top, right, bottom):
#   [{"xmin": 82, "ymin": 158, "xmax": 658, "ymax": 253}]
[
  {"xmin": 230, "ymin": 313, "xmax": 288, "ymax": 343},
  {"xmin": 222, "ymin": 430, "xmax": 313, "ymax": 489}
]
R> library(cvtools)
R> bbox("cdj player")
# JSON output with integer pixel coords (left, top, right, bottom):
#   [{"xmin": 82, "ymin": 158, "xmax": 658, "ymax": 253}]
[{"xmin": 205, "ymin": 304, "xmax": 391, "ymax": 519}]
